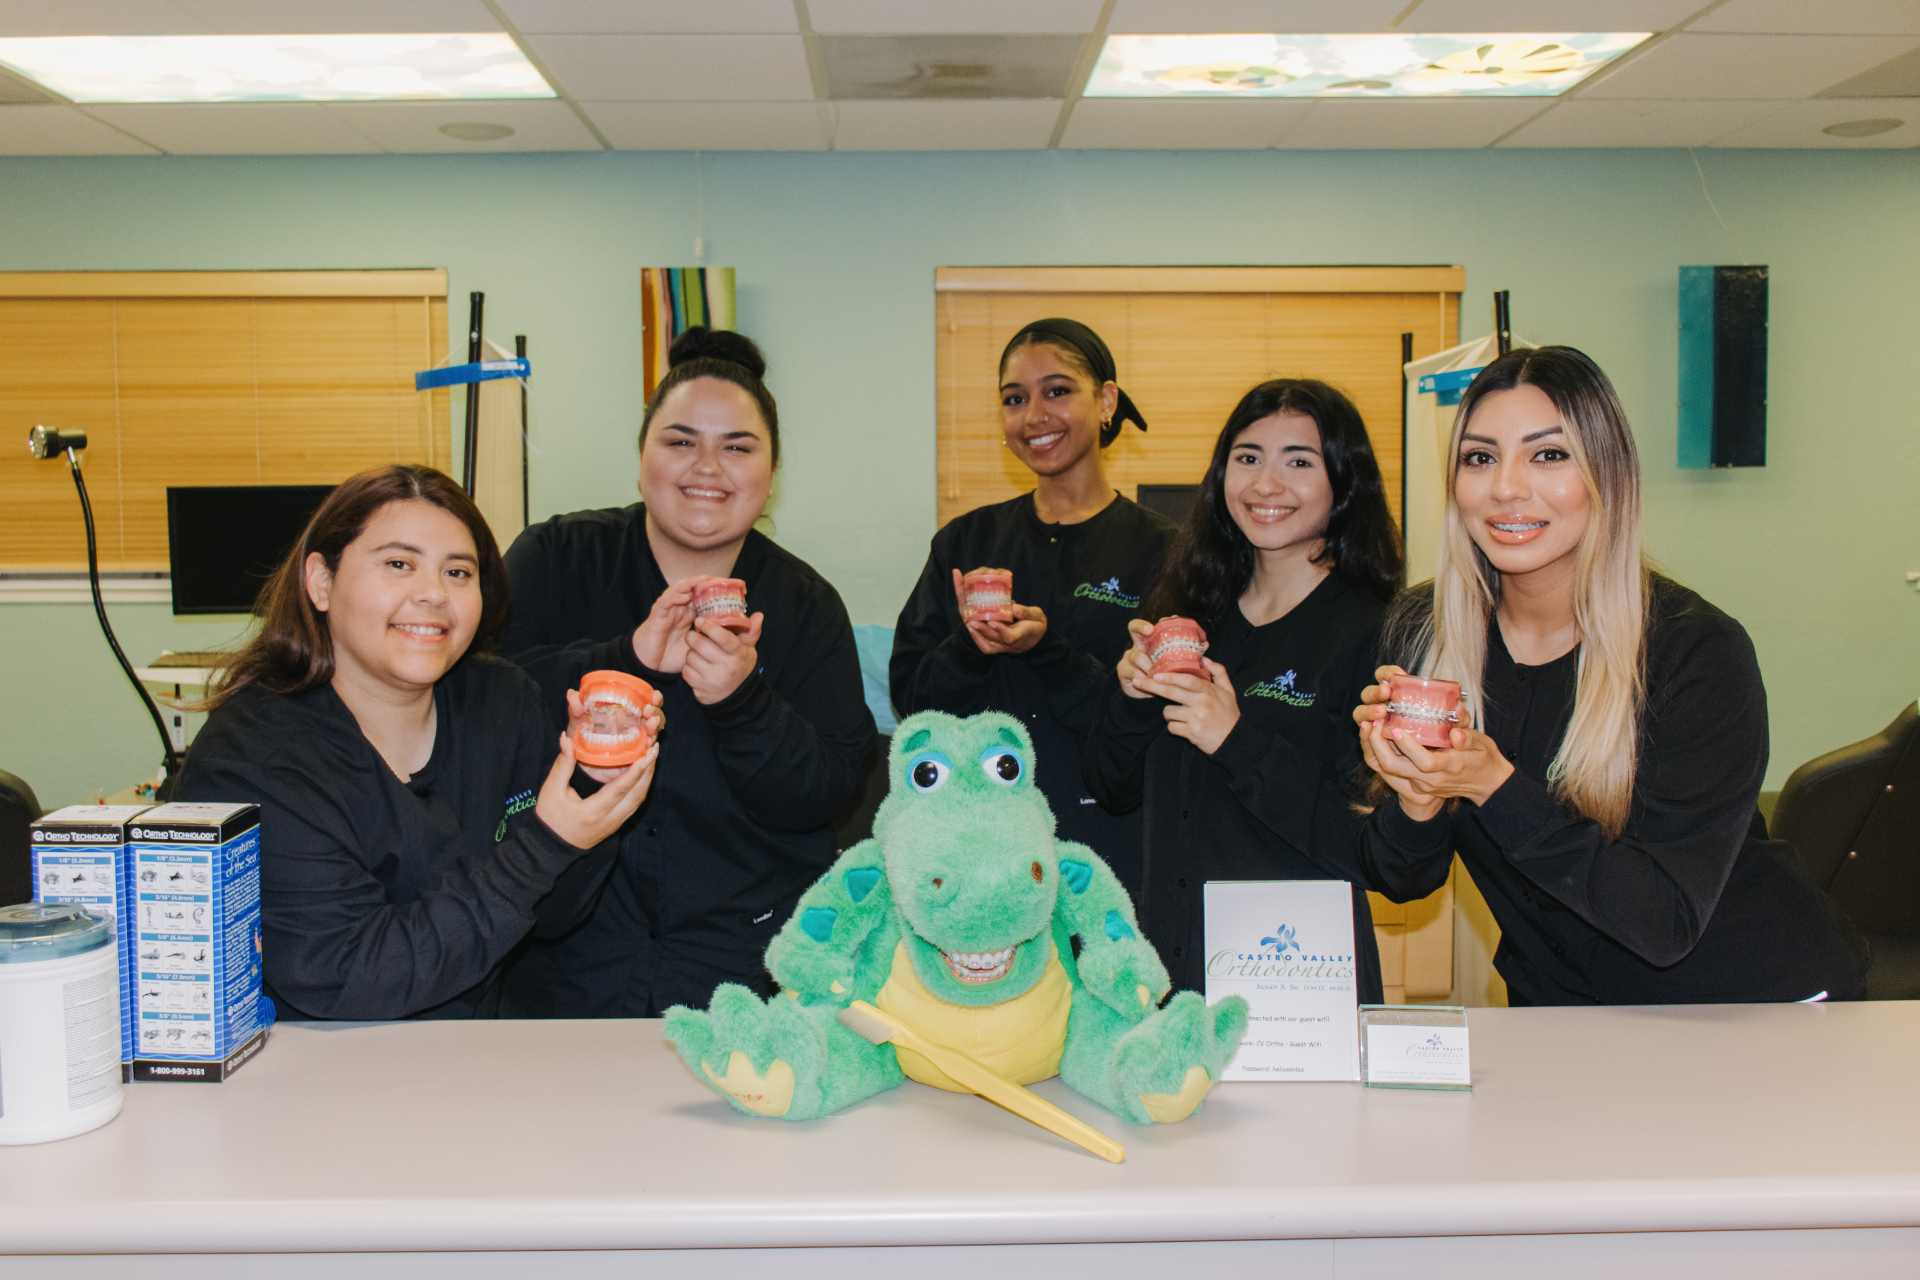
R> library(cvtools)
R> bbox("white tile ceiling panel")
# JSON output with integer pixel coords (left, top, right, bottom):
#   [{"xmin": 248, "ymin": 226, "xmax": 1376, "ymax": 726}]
[
  {"xmin": 1711, "ymin": 95, "xmax": 1920, "ymax": 145},
  {"xmin": 0, "ymin": 104, "xmax": 157, "ymax": 152},
  {"xmin": 808, "ymin": 0, "xmax": 1103, "ymax": 35},
  {"xmin": 89, "ymin": 102, "xmax": 381, "ymax": 153},
  {"xmin": 1399, "ymin": 0, "xmax": 1703, "ymax": 33},
  {"xmin": 329, "ymin": 99, "xmax": 600, "ymax": 152},
  {"xmin": 171, "ymin": 0, "xmax": 502, "ymax": 35},
  {"xmin": 1108, "ymin": 0, "xmax": 1407, "ymax": 34},
  {"xmin": 829, "ymin": 98, "xmax": 1061, "ymax": 149},
  {"xmin": 527, "ymin": 34, "xmax": 813, "ymax": 100},
  {"xmin": 586, "ymin": 99, "xmax": 829, "ymax": 148},
  {"xmin": 0, "ymin": 1, "xmax": 202, "ymax": 36},
  {"xmin": 1498, "ymin": 97, "xmax": 1785, "ymax": 146},
  {"xmin": 1060, "ymin": 97, "xmax": 1309, "ymax": 147},
  {"xmin": 1581, "ymin": 33, "xmax": 1920, "ymax": 98},
  {"xmin": 1690, "ymin": 1, "xmax": 1920, "ymax": 36},
  {"xmin": 1281, "ymin": 98, "xmax": 1547, "ymax": 147},
  {"xmin": 498, "ymin": 0, "xmax": 799, "ymax": 36}
]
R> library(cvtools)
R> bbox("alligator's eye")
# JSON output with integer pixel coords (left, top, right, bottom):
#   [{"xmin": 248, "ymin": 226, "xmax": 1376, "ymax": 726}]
[
  {"xmin": 1030, "ymin": 861, "xmax": 1044, "ymax": 883},
  {"xmin": 907, "ymin": 752, "xmax": 952, "ymax": 793},
  {"xmin": 980, "ymin": 747, "xmax": 1024, "ymax": 786}
]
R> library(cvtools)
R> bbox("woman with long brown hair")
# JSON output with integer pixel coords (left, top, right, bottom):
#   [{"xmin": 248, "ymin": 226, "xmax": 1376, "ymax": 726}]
[
  {"xmin": 178, "ymin": 464, "xmax": 659, "ymax": 1021},
  {"xmin": 1350, "ymin": 346, "xmax": 1864, "ymax": 1004}
]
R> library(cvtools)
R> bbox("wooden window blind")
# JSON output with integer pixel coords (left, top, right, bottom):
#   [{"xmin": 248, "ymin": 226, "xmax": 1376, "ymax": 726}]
[
  {"xmin": 934, "ymin": 266, "xmax": 1462, "ymax": 527},
  {"xmin": 0, "ymin": 270, "xmax": 450, "ymax": 573}
]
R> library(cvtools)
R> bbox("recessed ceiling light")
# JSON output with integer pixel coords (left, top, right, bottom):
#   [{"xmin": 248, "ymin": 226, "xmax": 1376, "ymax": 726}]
[
  {"xmin": 438, "ymin": 121, "xmax": 516, "ymax": 142},
  {"xmin": 0, "ymin": 34, "xmax": 553, "ymax": 104},
  {"xmin": 1086, "ymin": 33, "xmax": 1651, "ymax": 98},
  {"xmin": 1821, "ymin": 117, "xmax": 1903, "ymax": 138}
]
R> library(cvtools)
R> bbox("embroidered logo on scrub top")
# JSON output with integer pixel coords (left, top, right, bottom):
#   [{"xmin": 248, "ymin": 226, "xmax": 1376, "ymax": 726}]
[
  {"xmin": 1071, "ymin": 576, "xmax": 1141, "ymax": 608},
  {"xmin": 494, "ymin": 787, "xmax": 537, "ymax": 842},
  {"xmin": 1243, "ymin": 668, "xmax": 1315, "ymax": 707}
]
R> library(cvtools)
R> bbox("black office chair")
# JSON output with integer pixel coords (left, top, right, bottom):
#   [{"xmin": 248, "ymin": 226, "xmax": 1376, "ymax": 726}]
[
  {"xmin": 0, "ymin": 769, "xmax": 43, "ymax": 907},
  {"xmin": 1771, "ymin": 702, "xmax": 1920, "ymax": 999}
]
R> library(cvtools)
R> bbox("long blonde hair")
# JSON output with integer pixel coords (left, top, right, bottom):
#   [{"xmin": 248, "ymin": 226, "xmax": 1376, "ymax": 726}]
[{"xmin": 1394, "ymin": 345, "xmax": 1649, "ymax": 837}]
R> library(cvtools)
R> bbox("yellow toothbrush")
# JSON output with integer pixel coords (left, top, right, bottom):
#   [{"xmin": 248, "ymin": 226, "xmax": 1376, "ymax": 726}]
[{"xmin": 838, "ymin": 999, "xmax": 1126, "ymax": 1164}]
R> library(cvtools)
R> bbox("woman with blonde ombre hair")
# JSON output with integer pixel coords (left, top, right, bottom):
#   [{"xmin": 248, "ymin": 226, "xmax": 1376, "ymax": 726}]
[{"xmin": 1348, "ymin": 345, "xmax": 1864, "ymax": 1005}]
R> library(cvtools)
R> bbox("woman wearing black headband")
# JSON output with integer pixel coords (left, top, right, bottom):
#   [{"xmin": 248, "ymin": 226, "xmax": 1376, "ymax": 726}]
[{"xmin": 890, "ymin": 318, "xmax": 1173, "ymax": 894}]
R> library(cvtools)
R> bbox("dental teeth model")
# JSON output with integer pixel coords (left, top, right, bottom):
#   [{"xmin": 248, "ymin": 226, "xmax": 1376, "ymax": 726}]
[
  {"xmin": 960, "ymin": 568, "xmax": 1014, "ymax": 623},
  {"xmin": 1145, "ymin": 616, "xmax": 1209, "ymax": 678},
  {"xmin": 571, "ymin": 670, "xmax": 661, "ymax": 768},
  {"xmin": 1383, "ymin": 675, "xmax": 1463, "ymax": 750},
  {"xmin": 690, "ymin": 577, "xmax": 751, "ymax": 633}
]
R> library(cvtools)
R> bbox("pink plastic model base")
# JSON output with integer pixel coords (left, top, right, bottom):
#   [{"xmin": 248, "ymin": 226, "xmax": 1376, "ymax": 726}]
[
  {"xmin": 1145, "ymin": 617, "xmax": 1208, "ymax": 678},
  {"xmin": 961, "ymin": 569, "xmax": 1013, "ymax": 622},
  {"xmin": 572, "ymin": 670, "xmax": 658, "ymax": 767},
  {"xmin": 1384, "ymin": 676, "xmax": 1463, "ymax": 750},
  {"xmin": 691, "ymin": 578, "xmax": 750, "ymax": 633}
]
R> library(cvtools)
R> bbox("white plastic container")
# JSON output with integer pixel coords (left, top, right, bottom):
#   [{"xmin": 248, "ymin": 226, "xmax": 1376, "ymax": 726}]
[{"xmin": 0, "ymin": 902, "xmax": 125, "ymax": 1145}]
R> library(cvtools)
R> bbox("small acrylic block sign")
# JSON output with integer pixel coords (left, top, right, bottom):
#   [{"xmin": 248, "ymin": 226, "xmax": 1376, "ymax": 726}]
[{"xmin": 1358, "ymin": 1004, "xmax": 1471, "ymax": 1091}]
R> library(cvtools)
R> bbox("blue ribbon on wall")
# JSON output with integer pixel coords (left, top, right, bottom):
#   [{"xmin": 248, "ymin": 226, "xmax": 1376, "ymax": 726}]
[
  {"xmin": 413, "ymin": 358, "xmax": 530, "ymax": 391},
  {"xmin": 1415, "ymin": 366, "xmax": 1483, "ymax": 406}
]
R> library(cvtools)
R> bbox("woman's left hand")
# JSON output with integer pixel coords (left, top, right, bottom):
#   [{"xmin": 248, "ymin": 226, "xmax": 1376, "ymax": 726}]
[
  {"xmin": 1133, "ymin": 657, "xmax": 1240, "ymax": 755},
  {"xmin": 683, "ymin": 613, "xmax": 765, "ymax": 706},
  {"xmin": 1361, "ymin": 719, "xmax": 1515, "ymax": 807},
  {"xmin": 969, "ymin": 602, "xmax": 1048, "ymax": 655}
]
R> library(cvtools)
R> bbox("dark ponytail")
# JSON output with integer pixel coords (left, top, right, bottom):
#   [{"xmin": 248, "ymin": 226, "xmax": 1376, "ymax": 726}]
[{"xmin": 640, "ymin": 326, "xmax": 781, "ymax": 464}]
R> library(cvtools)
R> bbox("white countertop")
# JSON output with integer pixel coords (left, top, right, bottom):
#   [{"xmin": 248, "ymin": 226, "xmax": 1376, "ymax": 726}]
[{"xmin": 4, "ymin": 1002, "xmax": 1917, "ymax": 1255}]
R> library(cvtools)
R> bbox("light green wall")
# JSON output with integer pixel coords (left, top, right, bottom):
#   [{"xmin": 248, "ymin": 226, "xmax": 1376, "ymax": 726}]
[{"xmin": 3, "ymin": 148, "xmax": 1916, "ymax": 809}]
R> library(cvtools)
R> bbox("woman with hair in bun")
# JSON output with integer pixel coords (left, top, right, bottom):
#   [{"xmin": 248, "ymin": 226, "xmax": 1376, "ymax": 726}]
[
  {"xmin": 500, "ymin": 327, "xmax": 875, "ymax": 1017},
  {"xmin": 1085, "ymin": 379, "xmax": 1402, "ymax": 999},
  {"xmin": 1350, "ymin": 345, "xmax": 1865, "ymax": 1005},
  {"xmin": 891, "ymin": 318, "xmax": 1174, "ymax": 894}
]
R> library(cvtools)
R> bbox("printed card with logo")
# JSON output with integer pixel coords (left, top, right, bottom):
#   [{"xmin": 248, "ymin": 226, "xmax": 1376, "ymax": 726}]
[
  {"xmin": 1358, "ymin": 1004, "xmax": 1472, "ymax": 1090},
  {"xmin": 1204, "ymin": 879, "xmax": 1360, "ymax": 1082}
]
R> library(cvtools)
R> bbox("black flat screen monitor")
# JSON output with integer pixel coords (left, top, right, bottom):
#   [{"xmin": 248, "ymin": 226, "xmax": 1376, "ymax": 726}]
[
  {"xmin": 1135, "ymin": 483, "xmax": 1200, "ymax": 528},
  {"xmin": 167, "ymin": 485, "xmax": 332, "ymax": 615}
]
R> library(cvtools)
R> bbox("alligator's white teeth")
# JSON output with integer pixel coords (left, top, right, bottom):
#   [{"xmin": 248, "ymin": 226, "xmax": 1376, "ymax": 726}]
[{"xmin": 942, "ymin": 943, "xmax": 1016, "ymax": 984}]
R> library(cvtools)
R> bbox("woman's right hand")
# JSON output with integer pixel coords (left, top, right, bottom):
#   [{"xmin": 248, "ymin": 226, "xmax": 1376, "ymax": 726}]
[
  {"xmin": 1352, "ymin": 665, "xmax": 1444, "ymax": 823},
  {"xmin": 632, "ymin": 581, "xmax": 696, "ymax": 674},
  {"xmin": 535, "ymin": 729, "xmax": 659, "ymax": 851},
  {"xmin": 1116, "ymin": 618, "xmax": 1155, "ymax": 700}
]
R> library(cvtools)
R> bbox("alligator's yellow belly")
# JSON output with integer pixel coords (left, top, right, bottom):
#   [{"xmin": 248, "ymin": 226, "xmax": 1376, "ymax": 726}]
[{"xmin": 873, "ymin": 937, "xmax": 1069, "ymax": 1092}]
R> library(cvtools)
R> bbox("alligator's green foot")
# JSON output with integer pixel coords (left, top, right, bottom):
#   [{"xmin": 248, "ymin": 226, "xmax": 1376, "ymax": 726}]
[
  {"xmin": 1110, "ymin": 992, "xmax": 1248, "ymax": 1125},
  {"xmin": 663, "ymin": 983, "xmax": 828, "ymax": 1120}
]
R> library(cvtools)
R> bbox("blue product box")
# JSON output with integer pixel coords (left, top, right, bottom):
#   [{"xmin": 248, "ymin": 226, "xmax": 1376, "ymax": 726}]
[
  {"xmin": 128, "ymin": 802, "xmax": 272, "ymax": 1082},
  {"xmin": 31, "ymin": 803, "xmax": 151, "ymax": 1072}
]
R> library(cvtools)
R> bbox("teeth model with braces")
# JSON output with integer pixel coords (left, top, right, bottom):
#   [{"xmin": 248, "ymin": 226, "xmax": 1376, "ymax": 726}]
[
  {"xmin": 1383, "ymin": 677, "xmax": 1463, "ymax": 749},
  {"xmin": 1145, "ymin": 616, "xmax": 1208, "ymax": 677},
  {"xmin": 961, "ymin": 569, "xmax": 1013, "ymax": 622},
  {"xmin": 571, "ymin": 670, "xmax": 660, "ymax": 767},
  {"xmin": 691, "ymin": 577, "xmax": 751, "ymax": 632}
]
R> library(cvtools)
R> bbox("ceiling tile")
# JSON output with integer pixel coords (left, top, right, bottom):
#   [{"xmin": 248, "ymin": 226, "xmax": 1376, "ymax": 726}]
[
  {"xmin": 1821, "ymin": 45, "xmax": 1920, "ymax": 97},
  {"xmin": 1689, "ymin": 0, "xmax": 1920, "ymax": 36},
  {"xmin": 829, "ymin": 98, "xmax": 1061, "ymax": 149},
  {"xmin": 1107, "ymin": 0, "xmax": 1407, "ymax": 34},
  {"xmin": 170, "ymin": 0, "xmax": 501, "ymax": 34},
  {"xmin": 0, "ymin": 104, "xmax": 156, "ymax": 153},
  {"xmin": 821, "ymin": 35, "xmax": 1083, "ymax": 99},
  {"xmin": 87, "ymin": 102, "xmax": 382, "ymax": 153},
  {"xmin": 0, "ymin": 1, "xmax": 203, "ymax": 37},
  {"xmin": 1399, "ymin": 0, "xmax": 1701, "ymax": 33},
  {"xmin": 1060, "ymin": 97, "xmax": 1309, "ymax": 147},
  {"xmin": 1711, "ymin": 95, "xmax": 1920, "ymax": 145},
  {"xmin": 585, "ymin": 100, "xmax": 829, "ymax": 148},
  {"xmin": 328, "ymin": 99, "xmax": 599, "ymax": 152},
  {"xmin": 1498, "ymin": 97, "xmax": 1786, "ymax": 146},
  {"xmin": 1280, "ymin": 98, "xmax": 1547, "ymax": 147},
  {"xmin": 498, "ymin": 0, "xmax": 798, "ymax": 36},
  {"xmin": 808, "ymin": 0, "xmax": 1103, "ymax": 35},
  {"xmin": 1580, "ymin": 33, "xmax": 1920, "ymax": 98},
  {"xmin": 0, "ymin": 65, "xmax": 53, "ymax": 102},
  {"xmin": 526, "ymin": 33, "xmax": 813, "ymax": 100}
]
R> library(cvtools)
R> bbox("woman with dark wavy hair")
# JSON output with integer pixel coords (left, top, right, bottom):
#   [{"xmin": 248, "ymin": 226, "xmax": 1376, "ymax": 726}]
[
  {"xmin": 179, "ymin": 464, "xmax": 659, "ymax": 1021},
  {"xmin": 1085, "ymin": 379, "xmax": 1402, "ymax": 998}
]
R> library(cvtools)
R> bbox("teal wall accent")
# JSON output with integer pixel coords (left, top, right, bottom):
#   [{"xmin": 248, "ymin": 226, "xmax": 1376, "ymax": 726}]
[
  {"xmin": 1675, "ymin": 264, "xmax": 1718, "ymax": 471},
  {"xmin": 2, "ymin": 149, "xmax": 1916, "ymax": 808}
]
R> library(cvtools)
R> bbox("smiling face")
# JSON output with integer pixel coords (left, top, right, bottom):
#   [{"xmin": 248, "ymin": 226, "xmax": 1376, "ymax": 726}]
[
  {"xmin": 997, "ymin": 340, "xmax": 1117, "ymax": 480},
  {"xmin": 304, "ymin": 498, "xmax": 483, "ymax": 699},
  {"xmin": 1221, "ymin": 410, "xmax": 1334, "ymax": 558},
  {"xmin": 639, "ymin": 376, "xmax": 775, "ymax": 554},
  {"xmin": 1452, "ymin": 382, "xmax": 1592, "ymax": 587}
]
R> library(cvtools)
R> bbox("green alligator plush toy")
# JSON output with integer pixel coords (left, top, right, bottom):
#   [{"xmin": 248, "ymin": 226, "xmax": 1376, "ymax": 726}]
[{"xmin": 664, "ymin": 710, "xmax": 1248, "ymax": 1126}]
